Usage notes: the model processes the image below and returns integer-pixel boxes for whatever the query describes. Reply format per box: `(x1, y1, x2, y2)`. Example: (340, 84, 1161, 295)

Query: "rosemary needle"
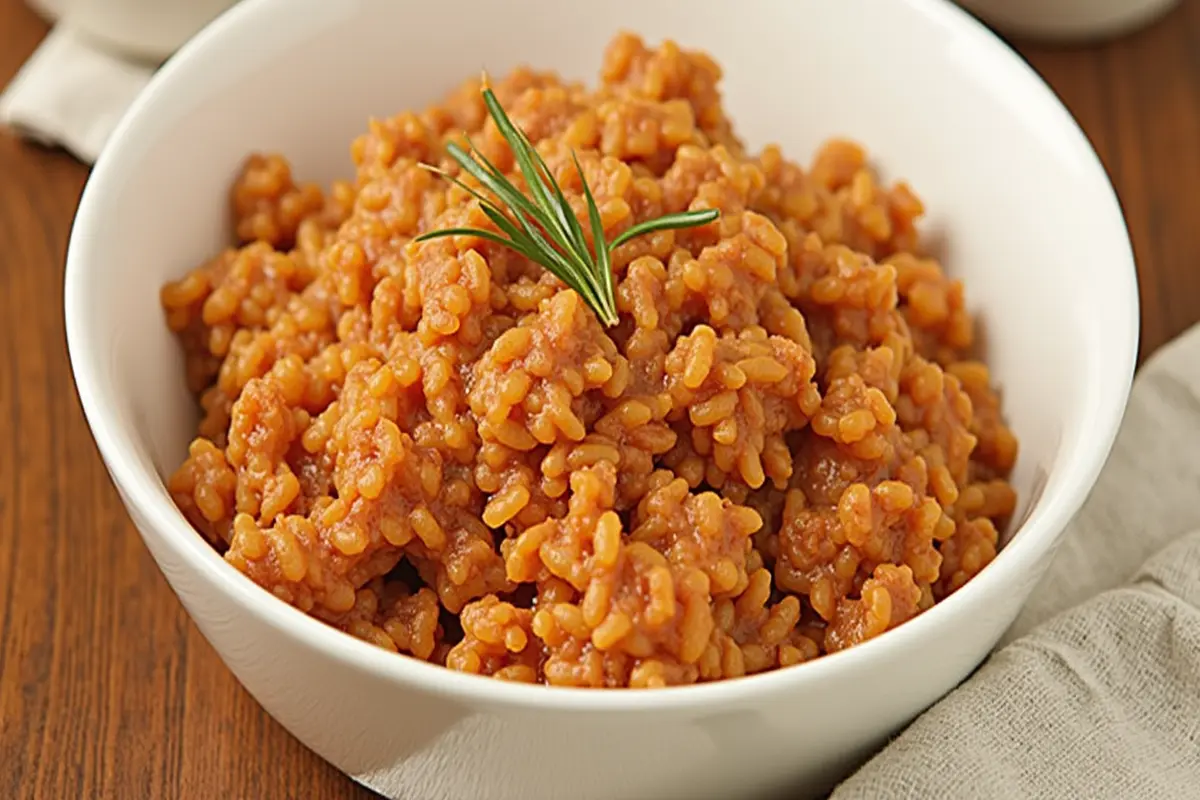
(414, 83, 719, 327)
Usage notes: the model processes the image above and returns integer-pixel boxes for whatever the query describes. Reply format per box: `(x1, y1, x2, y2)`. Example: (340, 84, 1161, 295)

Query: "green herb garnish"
(414, 78, 719, 327)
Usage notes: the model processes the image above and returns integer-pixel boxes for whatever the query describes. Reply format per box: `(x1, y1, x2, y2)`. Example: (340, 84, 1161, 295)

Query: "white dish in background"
(57, 0, 237, 61)
(958, 0, 1179, 41)
(64, 0, 1138, 798)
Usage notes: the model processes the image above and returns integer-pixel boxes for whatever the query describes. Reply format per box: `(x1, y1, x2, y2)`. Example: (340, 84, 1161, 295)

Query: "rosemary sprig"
(413, 82, 719, 327)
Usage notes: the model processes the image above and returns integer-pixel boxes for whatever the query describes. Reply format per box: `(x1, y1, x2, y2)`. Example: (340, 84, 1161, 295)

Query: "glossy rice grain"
(161, 32, 1018, 688)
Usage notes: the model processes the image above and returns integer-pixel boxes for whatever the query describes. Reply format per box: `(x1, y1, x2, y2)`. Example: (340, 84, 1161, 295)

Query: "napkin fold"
(0, 25, 153, 164)
(834, 324, 1200, 799)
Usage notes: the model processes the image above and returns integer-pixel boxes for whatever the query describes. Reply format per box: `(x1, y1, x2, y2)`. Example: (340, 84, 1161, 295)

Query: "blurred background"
(0, 0, 1197, 797)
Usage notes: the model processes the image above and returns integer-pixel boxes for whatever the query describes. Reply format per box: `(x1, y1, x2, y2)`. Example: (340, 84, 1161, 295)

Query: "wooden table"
(2, 0, 1198, 796)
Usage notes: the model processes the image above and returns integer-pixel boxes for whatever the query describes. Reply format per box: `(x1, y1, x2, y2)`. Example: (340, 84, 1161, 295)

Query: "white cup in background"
(56, 0, 238, 62)
(959, 0, 1181, 41)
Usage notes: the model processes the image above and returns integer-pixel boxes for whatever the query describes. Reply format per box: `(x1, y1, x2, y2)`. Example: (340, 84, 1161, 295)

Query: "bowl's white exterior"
(64, 1, 1138, 798)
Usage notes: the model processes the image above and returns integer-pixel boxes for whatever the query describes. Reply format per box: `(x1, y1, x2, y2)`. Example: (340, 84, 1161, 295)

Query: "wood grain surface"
(1, 0, 1197, 797)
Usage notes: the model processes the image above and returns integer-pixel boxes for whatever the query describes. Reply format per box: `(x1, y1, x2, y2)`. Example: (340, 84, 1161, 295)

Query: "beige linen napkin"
(833, 324, 1200, 799)
(0, 24, 153, 164)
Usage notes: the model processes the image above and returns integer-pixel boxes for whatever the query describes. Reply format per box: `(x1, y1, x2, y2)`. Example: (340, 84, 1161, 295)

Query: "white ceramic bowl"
(64, 0, 1138, 797)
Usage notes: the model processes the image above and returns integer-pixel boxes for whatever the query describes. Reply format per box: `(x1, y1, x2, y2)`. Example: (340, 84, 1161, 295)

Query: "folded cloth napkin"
(833, 323, 1200, 799)
(0, 24, 153, 164)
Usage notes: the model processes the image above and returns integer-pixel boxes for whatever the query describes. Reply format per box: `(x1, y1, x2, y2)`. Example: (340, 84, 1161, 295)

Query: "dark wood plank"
(0, 0, 1196, 796)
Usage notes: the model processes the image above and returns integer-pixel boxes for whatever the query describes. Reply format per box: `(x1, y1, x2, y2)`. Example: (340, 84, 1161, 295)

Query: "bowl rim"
(65, 0, 1139, 713)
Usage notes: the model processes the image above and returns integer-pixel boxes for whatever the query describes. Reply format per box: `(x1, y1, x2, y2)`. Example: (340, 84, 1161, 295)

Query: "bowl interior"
(68, 0, 1136, 654)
